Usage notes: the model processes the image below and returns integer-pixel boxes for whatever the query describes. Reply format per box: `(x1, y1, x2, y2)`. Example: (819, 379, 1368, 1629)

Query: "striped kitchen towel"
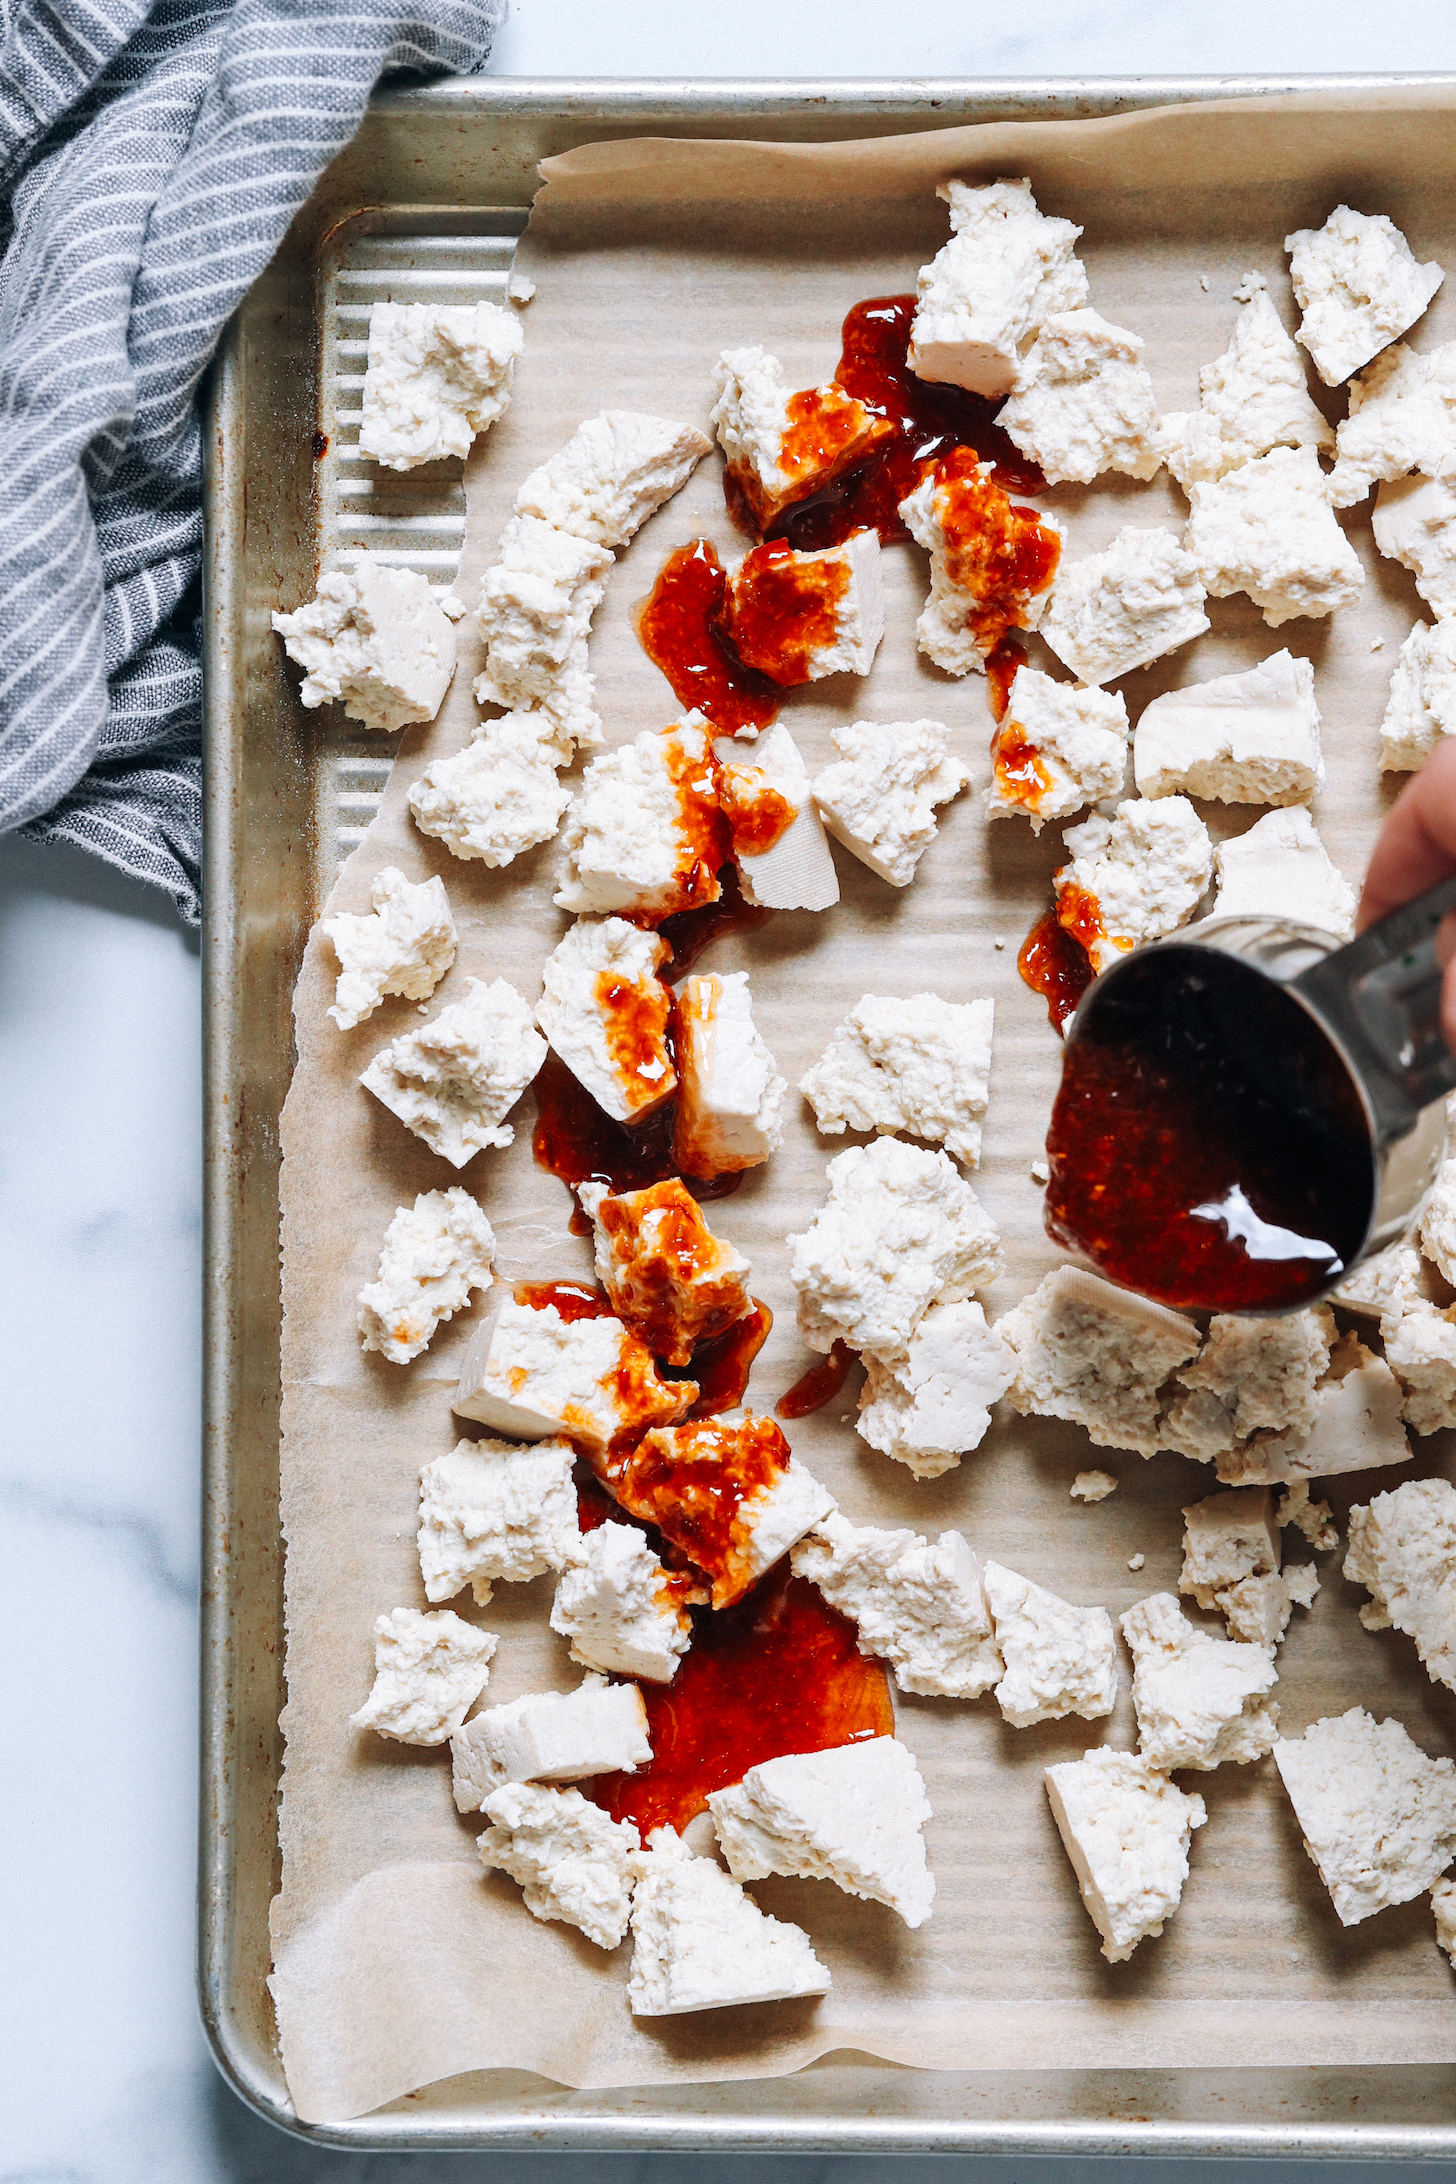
(0, 0, 504, 924)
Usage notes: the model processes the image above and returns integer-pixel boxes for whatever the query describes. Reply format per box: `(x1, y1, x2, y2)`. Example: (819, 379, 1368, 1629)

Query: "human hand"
(1360, 737, 1456, 1050)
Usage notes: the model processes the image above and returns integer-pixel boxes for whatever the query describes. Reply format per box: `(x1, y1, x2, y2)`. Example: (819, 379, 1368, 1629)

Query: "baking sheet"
(271, 91, 1456, 2125)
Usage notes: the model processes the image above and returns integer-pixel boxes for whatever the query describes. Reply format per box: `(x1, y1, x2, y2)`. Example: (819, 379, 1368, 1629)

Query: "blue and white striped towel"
(0, 0, 503, 923)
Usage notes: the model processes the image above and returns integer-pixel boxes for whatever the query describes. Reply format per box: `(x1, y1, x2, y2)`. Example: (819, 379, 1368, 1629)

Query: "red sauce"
(1044, 946, 1373, 1313)
(514, 1280, 610, 1321)
(635, 539, 780, 737)
(985, 633, 1028, 724)
(992, 721, 1053, 813)
(671, 1298, 773, 1417)
(655, 865, 771, 983)
(717, 764, 796, 857)
(651, 728, 733, 918)
(925, 445, 1061, 660)
(531, 1051, 742, 1232)
(594, 968, 677, 1117)
(588, 1562, 894, 1836)
(1056, 880, 1115, 964)
(765, 294, 1044, 553)
(576, 1469, 621, 1532)
(726, 381, 895, 533)
(776, 1338, 854, 1419)
(616, 1413, 792, 1606)
(721, 538, 849, 685)
(1018, 909, 1093, 1033)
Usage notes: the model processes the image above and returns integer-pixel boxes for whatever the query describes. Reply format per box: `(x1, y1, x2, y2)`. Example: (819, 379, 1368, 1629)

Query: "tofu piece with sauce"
(983, 667, 1128, 832)
(615, 1413, 835, 1608)
(535, 916, 676, 1124)
(578, 1176, 754, 1366)
(713, 723, 839, 912)
(899, 453, 1063, 675)
(553, 716, 727, 920)
(721, 529, 884, 685)
(452, 1291, 694, 1463)
(1052, 796, 1214, 976)
(673, 969, 787, 1178)
(709, 344, 892, 527)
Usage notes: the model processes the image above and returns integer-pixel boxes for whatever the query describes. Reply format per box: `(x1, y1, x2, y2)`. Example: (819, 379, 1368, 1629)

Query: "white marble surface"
(8, 7, 1456, 2179)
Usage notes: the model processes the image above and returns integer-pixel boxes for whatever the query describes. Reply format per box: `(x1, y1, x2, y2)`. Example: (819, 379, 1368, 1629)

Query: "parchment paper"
(272, 91, 1456, 2124)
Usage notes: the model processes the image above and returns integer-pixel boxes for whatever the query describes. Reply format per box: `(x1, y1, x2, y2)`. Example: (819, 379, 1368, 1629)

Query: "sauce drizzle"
(665, 1298, 774, 1417)
(722, 538, 850, 686)
(531, 1051, 744, 1232)
(1017, 910, 1093, 1033)
(635, 539, 780, 737)
(776, 1339, 854, 1420)
(655, 865, 771, 983)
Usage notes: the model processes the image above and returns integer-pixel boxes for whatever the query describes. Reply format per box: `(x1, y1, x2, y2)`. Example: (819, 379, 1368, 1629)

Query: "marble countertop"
(8, 8, 1456, 2179)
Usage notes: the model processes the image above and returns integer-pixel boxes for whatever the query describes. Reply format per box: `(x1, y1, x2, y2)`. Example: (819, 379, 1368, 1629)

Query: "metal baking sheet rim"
(199, 73, 1456, 2154)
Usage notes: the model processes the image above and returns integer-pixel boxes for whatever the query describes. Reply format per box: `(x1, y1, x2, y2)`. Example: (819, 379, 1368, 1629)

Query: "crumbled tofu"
(908, 176, 1088, 398)
(535, 917, 676, 1124)
(999, 308, 1160, 483)
(1278, 1479, 1340, 1552)
(1345, 1478, 1456, 1693)
(1185, 445, 1364, 626)
(1120, 1592, 1279, 1773)
(799, 992, 993, 1167)
(723, 529, 884, 684)
(1071, 1470, 1117, 1502)
(1219, 1571, 1299, 1648)
(1155, 289, 1335, 488)
(507, 272, 535, 305)
(811, 718, 970, 888)
(475, 514, 613, 725)
(617, 1415, 834, 1608)
(356, 1186, 495, 1365)
(407, 713, 572, 867)
(1286, 205, 1444, 388)
(1039, 526, 1209, 687)
(712, 723, 839, 912)
(708, 1737, 935, 1927)
(1328, 341, 1456, 506)
(984, 668, 1128, 831)
(1215, 1331, 1410, 1484)
(789, 1136, 1003, 1358)
(1372, 473, 1456, 618)
(1133, 649, 1324, 806)
(1420, 1134, 1456, 1284)
(513, 411, 711, 547)
(672, 969, 787, 1179)
(627, 1826, 831, 2014)
(1433, 1876, 1456, 1968)
(272, 559, 459, 731)
(856, 1298, 1014, 1478)
(994, 1267, 1200, 1459)
(1379, 617, 1456, 771)
(792, 1510, 1002, 1697)
(320, 867, 456, 1031)
(452, 1293, 692, 1460)
(1273, 1706, 1456, 1925)
(478, 1781, 640, 1949)
(709, 344, 890, 526)
(1180, 1486, 1280, 1610)
(358, 300, 523, 470)
(361, 976, 547, 1166)
(479, 636, 602, 759)
(580, 1177, 752, 1366)
(1335, 1240, 1427, 1322)
(981, 1560, 1118, 1727)
(899, 456, 1062, 672)
(549, 1520, 695, 1683)
(1287, 1563, 1321, 1610)
(451, 1674, 651, 1812)
(1212, 808, 1357, 940)
(1128, 1553, 1146, 1572)
(350, 1605, 497, 1746)
(1031, 1159, 1049, 1182)
(417, 1437, 578, 1607)
(1160, 1307, 1334, 1464)
(555, 715, 728, 919)
(1044, 1747, 1206, 1963)
(1053, 797, 1213, 975)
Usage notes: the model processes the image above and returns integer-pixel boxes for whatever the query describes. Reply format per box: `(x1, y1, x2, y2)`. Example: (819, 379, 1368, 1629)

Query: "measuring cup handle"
(1294, 874, 1456, 1141)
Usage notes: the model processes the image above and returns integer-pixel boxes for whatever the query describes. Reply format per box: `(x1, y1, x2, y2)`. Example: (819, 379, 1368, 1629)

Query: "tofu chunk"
(356, 1186, 495, 1365)
(856, 1298, 1014, 1477)
(272, 558, 459, 732)
(1040, 524, 1209, 687)
(712, 723, 839, 912)
(616, 1415, 834, 1608)
(1071, 1469, 1117, 1502)
(627, 1827, 831, 2014)
(407, 713, 572, 867)
(1380, 617, 1456, 771)
(1214, 1330, 1410, 1484)
(1120, 1592, 1278, 1773)
(1335, 1239, 1427, 1322)
(477, 1781, 640, 1949)
(791, 1510, 1002, 1698)
(1180, 1486, 1281, 1610)
(1217, 1570, 1303, 1649)
(1273, 1707, 1456, 1925)
(580, 1177, 752, 1367)
(710, 344, 891, 527)
(708, 1736, 935, 1927)
(1053, 796, 1213, 976)
(350, 1605, 496, 1746)
(981, 1561, 1118, 1727)
(554, 715, 728, 920)
(1382, 1297, 1456, 1434)
(1420, 1128, 1456, 1284)
(1212, 807, 1357, 940)
(475, 513, 613, 727)
(899, 454, 1063, 672)
(513, 410, 711, 547)
(811, 717, 970, 888)
(789, 1136, 1003, 1358)
(1155, 288, 1335, 488)
(452, 1293, 692, 1460)
(1133, 650, 1324, 806)
(451, 1674, 651, 1812)
(908, 176, 1088, 397)
(417, 1437, 578, 1607)
(672, 969, 787, 1179)
(359, 300, 523, 470)
(999, 308, 1160, 483)
(1433, 1876, 1456, 1968)
(1185, 444, 1364, 626)
(984, 668, 1129, 831)
(320, 867, 456, 1031)
(1044, 1746, 1206, 1963)
(361, 976, 547, 1166)
(535, 917, 676, 1124)
(550, 1519, 696, 1683)
(1345, 1478, 1456, 1693)
(1160, 1307, 1334, 1464)
(994, 1266, 1200, 1459)
(1372, 473, 1456, 618)
(1286, 204, 1444, 388)
(1328, 341, 1456, 506)
(722, 529, 884, 684)
(799, 992, 994, 1166)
